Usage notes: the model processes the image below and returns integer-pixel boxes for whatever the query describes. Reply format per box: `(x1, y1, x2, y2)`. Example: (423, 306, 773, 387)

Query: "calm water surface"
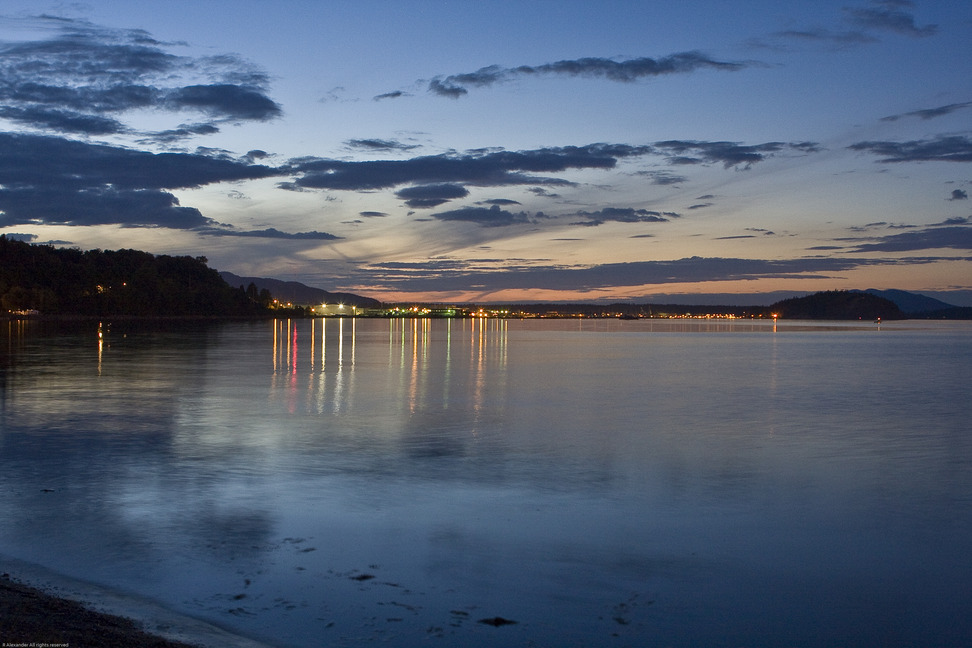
(1, 317, 970, 647)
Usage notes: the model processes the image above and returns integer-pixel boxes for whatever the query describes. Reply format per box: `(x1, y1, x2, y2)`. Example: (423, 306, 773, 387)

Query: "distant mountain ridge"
(859, 289, 954, 313)
(855, 289, 972, 318)
(220, 272, 381, 308)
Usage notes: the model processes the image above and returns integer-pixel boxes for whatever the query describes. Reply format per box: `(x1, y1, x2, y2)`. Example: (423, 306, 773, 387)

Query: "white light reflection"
(272, 319, 279, 374)
(268, 317, 509, 426)
(309, 319, 315, 373)
(443, 319, 452, 409)
(97, 321, 103, 376)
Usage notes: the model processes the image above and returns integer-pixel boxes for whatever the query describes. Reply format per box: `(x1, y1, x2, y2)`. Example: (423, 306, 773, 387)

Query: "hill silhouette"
(0, 235, 262, 317)
(770, 290, 903, 320)
(219, 271, 379, 308)
(859, 288, 972, 319)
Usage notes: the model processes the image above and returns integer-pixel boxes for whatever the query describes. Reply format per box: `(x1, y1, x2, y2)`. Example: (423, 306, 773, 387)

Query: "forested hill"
(769, 290, 904, 320)
(0, 235, 265, 317)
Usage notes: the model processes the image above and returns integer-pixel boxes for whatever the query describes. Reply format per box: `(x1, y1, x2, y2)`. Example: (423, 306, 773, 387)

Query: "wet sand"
(0, 560, 275, 648)
(0, 576, 201, 648)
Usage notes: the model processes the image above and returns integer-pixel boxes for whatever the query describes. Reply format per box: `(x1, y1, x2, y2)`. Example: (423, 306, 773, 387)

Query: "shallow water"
(2, 317, 970, 647)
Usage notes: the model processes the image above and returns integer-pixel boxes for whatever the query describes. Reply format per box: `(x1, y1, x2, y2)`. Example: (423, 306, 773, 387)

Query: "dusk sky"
(1, 1, 970, 304)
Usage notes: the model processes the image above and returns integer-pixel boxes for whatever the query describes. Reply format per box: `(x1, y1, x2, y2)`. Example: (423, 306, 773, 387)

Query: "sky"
(1, 0, 970, 305)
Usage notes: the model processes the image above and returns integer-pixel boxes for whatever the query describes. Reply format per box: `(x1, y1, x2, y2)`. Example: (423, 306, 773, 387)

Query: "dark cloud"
(431, 204, 532, 227)
(425, 52, 748, 98)
(688, 203, 713, 210)
(848, 136, 972, 163)
(947, 189, 968, 201)
(652, 140, 820, 169)
(142, 122, 221, 144)
(165, 84, 281, 121)
(845, 3, 937, 37)
(0, 15, 281, 137)
(428, 79, 467, 99)
(359, 211, 389, 218)
(570, 207, 678, 227)
(0, 132, 275, 190)
(0, 185, 212, 229)
(480, 198, 522, 206)
(1, 232, 38, 242)
(848, 225, 972, 252)
(288, 144, 651, 191)
(848, 221, 889, 232)
(936, 216, 971, 226)
(287, 140, 798, 195)
(0, 105, 126, 135)
(529, 187, 559, 197)
(0, 132, 276, 228)
(196, 227, 340, 240)
(395, 183, 469, 208)
(345, 138, 420, 152)
(880, 101, 972, 122)
(850, 220, 921, 231)
(640, 170, 688, 185)
(373, 90, 407, 101)
(243, 149, 269, 162)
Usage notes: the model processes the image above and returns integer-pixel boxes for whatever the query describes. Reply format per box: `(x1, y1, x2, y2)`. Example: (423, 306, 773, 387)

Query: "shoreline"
(0, 577, 198, 648)
(0, 557, 274, 648)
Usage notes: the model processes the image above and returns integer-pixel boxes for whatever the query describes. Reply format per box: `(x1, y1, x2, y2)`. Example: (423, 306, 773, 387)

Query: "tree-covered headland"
(0, 235, 271, 317)
(769, 290, 904, 320)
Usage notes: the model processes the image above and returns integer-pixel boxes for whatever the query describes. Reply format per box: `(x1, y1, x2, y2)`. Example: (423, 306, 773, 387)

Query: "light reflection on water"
(1, 317, 971, 647)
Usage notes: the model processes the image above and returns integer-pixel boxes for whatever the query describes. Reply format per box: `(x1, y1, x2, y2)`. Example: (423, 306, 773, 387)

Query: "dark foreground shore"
(0, 577, 201, 648)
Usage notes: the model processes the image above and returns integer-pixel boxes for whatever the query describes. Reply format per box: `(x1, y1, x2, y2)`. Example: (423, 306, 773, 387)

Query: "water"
(2, 317, 970, 647)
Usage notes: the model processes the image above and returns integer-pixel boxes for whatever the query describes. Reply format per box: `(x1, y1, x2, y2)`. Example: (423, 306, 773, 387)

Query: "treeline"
(0, 235, 269, 317)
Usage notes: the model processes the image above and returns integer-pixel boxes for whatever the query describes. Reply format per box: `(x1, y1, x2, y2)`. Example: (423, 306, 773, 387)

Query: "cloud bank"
(287, 140, 818, 196)
(358, 255, 914, 294)
(846, 219, 972, 252)
(0, 15, 280, 139)
(286, 144, 653, 191)
(653, 140, 820, 168)
(396, 183, 469, 208)
(0, 132, 278, 228)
